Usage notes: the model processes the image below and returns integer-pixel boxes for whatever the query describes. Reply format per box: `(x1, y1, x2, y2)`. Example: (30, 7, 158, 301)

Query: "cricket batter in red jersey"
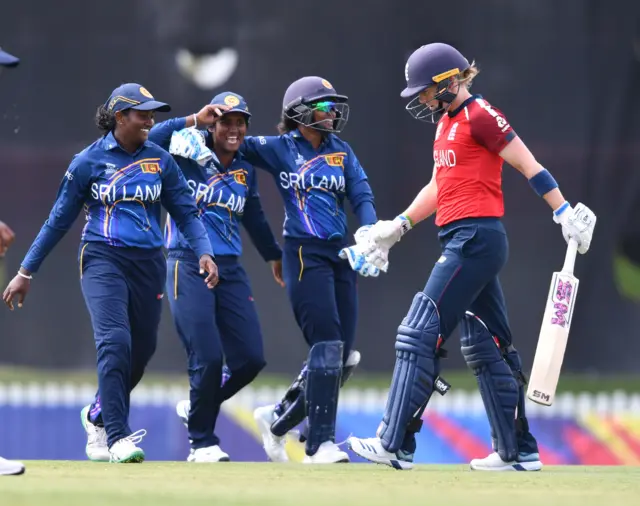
(346, 43, 597, 471)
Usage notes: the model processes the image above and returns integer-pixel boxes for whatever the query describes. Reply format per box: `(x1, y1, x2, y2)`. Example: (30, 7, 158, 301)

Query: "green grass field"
(2, 462, 639, 506)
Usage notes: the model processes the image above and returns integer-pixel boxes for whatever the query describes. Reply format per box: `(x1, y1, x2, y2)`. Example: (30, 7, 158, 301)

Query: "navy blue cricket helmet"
(402, 43, 470, 123)
(282, 76, 350, 133)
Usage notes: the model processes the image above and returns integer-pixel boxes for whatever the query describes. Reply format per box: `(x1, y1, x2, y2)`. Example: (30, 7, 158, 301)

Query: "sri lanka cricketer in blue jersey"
(247, 76, 380, 464)
(149, 91, 283, 462)
(2, 83, 219, 464)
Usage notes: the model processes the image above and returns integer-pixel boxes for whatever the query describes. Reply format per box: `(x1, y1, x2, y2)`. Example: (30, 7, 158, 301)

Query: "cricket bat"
(526, 238, 579, 406)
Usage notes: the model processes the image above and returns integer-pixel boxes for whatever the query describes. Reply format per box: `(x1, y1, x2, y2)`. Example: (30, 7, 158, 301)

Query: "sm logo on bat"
(141, 162, 161, 174)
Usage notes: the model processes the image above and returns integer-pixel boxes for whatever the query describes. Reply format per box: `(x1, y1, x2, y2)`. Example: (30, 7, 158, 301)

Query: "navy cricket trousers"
(79, 242, 165, 448)
(167, 251, 266, 449)
(424, 218, 512, 344)
(282, 237, 357, 362)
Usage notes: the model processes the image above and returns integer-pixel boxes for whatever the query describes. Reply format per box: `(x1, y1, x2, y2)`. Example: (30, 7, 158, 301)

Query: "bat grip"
(562, 239, 579, 274)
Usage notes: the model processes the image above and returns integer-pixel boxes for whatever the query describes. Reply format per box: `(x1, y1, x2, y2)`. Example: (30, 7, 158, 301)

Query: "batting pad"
(304, 340, 344, 456)
(461, 313, 519, 462)
(378, 292, 440, 453)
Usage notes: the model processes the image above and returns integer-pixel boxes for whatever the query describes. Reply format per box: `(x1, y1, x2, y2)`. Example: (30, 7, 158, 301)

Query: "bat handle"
(562, 238, 579, 274)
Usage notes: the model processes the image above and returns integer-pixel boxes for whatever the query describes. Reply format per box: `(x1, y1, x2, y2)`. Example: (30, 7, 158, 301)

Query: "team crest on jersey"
(104, 163, 117, 175)
(447, 122, 459, 141)
(435, 122, 444, 140)
(140, 162, 161, 174)
(234, 171, 247, 185)
(325, 154, 344, 167)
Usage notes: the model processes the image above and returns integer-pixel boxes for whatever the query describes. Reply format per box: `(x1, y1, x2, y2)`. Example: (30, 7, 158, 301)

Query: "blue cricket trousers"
(167, 250, 266, 449)
(425, 218, 512, 344)
(282, 237, 357, 362)
(79, 241, 165, 448)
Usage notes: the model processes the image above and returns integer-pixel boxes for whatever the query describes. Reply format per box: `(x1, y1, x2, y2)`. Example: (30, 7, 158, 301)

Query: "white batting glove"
(339, 243, 384, 277)
(169, 128, 217, 167)
(364, 244, 390, 271)
(368, 215, 413, 251)
(354, 225, 373, 245)
(552, 202, 597, 254)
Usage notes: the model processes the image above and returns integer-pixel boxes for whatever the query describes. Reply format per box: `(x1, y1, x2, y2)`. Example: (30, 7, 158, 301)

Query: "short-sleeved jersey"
(433, 94, 516, 227)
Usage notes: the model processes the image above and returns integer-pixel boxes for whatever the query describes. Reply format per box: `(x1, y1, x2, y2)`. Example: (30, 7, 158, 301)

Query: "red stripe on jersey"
(433, 97, 516, 227)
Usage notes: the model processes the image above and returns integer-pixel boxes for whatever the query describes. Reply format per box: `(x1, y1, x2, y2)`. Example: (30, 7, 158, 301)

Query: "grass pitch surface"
(1, 462, 639, 506)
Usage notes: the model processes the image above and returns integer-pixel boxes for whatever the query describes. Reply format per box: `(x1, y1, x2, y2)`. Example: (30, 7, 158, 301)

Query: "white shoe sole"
(347, 439, 413, 470)
(470, 460, 543, 471)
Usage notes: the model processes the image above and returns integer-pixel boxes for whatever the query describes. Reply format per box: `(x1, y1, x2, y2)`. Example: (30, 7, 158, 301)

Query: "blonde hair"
(457, 60, 480, 89)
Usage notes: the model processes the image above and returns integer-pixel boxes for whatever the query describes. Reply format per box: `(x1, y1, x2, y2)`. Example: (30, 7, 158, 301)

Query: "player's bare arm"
(402, 165, 438, 226)
(499, 136, 566, 211)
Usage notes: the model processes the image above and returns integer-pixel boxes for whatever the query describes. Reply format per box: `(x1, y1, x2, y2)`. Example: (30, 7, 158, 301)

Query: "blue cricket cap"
(0, 47, 20, 67)
(105, 83, 171, 113)
(211, 91, 251, 119)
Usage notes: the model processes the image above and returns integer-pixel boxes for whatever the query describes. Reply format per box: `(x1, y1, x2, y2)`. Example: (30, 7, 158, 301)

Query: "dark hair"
(277, 114, 298, 134)
(95, 105, 130, 135)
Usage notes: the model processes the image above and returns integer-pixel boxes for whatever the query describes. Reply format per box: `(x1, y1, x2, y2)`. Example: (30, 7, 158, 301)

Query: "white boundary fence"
(1, 382, 640, 417)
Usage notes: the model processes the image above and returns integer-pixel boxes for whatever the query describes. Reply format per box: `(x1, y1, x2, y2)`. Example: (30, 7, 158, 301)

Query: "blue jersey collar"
(101, 131, 151, 156)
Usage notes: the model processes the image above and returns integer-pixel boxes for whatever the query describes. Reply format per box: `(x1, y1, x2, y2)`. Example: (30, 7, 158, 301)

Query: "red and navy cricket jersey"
(433, 94, 516, 227)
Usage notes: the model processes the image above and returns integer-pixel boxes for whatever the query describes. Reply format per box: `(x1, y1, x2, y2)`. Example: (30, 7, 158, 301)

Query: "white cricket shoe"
(302, 441, 349, 464)
(0, 456, 25, 476)
(80, 405, 109, 462)
(109, 430, 147, 463)
(347, 436, 413, 470)
(187, 445, 230, 462)
(470, 451, 543, 471)
(253, 405, 289, 462)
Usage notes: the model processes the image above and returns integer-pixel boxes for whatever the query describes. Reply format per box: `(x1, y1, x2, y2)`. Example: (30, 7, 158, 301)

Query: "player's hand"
(368, 215, 412, 251)
(270, 259, 285, 287)
(195, 104, 230, 127)
(0, 220, 16, 257)
(3, 270, 31, 310)
(199, 255, 219, 288)
(553, 202, 597, 254)
(339, 244, 383, 277)
(354, 225, 372, 245)
(364, 244, 390, 272)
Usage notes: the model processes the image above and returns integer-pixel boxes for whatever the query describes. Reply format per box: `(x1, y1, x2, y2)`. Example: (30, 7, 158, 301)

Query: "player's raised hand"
(552, 202, 597, 254)
(0, 220, 16, 257)
(2, 270, 31, 310)
(195, 104, 231, 127)
(199, 254, 219, 288)
(270, 259, 285, 287)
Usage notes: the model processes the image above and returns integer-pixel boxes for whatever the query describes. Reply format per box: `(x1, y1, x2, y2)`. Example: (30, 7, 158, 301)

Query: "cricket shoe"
(347, 436, 413, 470)
(253, 405, 288, 462)
(0, 456, 25, 476)
(187, 445, 230, 463)
(80, 405, 110, 462)
(470, 451, 543, 471)
(302, 441, 349, 464)
(109, 430, 147, 463)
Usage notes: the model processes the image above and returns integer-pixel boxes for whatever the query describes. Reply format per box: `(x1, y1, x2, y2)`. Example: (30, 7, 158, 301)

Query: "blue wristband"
(553, 201, 570, 216)
(528, 169, 558, 197)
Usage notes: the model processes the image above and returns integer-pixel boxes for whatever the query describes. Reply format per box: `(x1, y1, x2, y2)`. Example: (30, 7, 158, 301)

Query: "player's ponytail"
(95, 105, 117, 135)
(458, 61, 480, 89)
(277, 114, 298, 134)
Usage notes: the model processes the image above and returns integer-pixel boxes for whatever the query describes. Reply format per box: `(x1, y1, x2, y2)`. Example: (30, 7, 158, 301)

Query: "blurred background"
(1, 0, 639, 464)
